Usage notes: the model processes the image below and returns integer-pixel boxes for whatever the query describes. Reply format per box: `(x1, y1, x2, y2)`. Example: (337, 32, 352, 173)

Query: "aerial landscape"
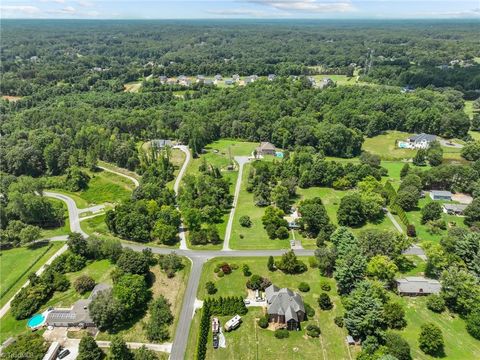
(0, 1, 480, 360)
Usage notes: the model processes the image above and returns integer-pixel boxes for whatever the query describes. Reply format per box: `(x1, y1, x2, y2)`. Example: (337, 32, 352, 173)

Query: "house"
(318, 77, 334, 89)
(204, 79, 214, 86)
(407, 133, 437, 149)
(196, 75, 205, 83)
(430, 190, 452, 201)
(265, 285, 305, 330)
(159, 75, 167, 84)
(46, 284, 111, 327)
(151, 139, 173, 149)
(442, 203, 467, 215)
(307, 76, 316, 86)
(285, 208, 301, 229)
(166, 78, 177, 85)
(256, 142, 276, 156)
(214, 74, 223, 85)
(224, 315, 242, 331)
(224, 79, 234, 85)
(396, 277, 441, 296)
(268, 74, 276, 81)
(244, 76, 256, 85)
(232, 74, 240, 82)
(179, 78, 191, 87)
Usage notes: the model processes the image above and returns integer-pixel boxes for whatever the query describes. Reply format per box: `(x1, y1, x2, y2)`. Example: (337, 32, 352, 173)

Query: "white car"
(290, 239, 295, 247)
(243, 299, 250, 305)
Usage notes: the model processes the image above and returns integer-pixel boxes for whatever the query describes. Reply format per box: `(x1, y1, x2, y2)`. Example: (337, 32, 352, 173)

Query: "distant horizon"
(1, 1, 479, 20)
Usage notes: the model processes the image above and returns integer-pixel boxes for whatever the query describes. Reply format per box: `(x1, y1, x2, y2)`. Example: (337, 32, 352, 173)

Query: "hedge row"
(195, 297, 248, 360)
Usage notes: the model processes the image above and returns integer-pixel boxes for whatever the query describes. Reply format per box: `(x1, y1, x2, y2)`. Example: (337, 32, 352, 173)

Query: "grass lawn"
(97, 160, 141, 181)
(51, 168, 133, 209)
(470, 131, 480, 141)
(95, 258, 191, 343)
(230, 163, 291, 250)
(186, 257, 358, 360)
(0, 242, 64, 308)
(464, 100, 474, 119)
(394, 296, 480, 360)
(404, 197, 468, 244)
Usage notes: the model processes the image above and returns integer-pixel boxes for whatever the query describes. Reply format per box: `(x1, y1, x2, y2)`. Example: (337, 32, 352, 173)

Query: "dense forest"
(1, 20, 479, 97)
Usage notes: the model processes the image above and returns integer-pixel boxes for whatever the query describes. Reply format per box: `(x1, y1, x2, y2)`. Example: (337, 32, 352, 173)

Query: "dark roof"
(151, 139, 173, 148)
(265, 285, 305, 322)
(258, 142, 276, 151)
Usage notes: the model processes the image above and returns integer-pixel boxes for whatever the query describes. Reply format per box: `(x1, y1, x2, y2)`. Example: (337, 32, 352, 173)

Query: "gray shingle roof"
(443, 204, 467, 212)
(409, 133, 436, 143)
(396, 276, 441, 294)
(430, 190, 452, 197)
(151, 139, 173, 148)
(265, 285, 305, 322)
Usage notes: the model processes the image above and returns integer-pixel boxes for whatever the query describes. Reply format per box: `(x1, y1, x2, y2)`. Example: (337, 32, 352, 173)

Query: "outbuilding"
(429, 190, 452, 201)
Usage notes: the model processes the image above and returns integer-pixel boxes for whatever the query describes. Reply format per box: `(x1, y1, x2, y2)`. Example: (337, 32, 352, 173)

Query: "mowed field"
(0, 242, 64, 308)
(186, 257, 358, 360)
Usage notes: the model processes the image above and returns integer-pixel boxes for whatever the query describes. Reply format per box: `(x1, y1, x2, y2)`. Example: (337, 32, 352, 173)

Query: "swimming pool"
(27, 313, 46, 328)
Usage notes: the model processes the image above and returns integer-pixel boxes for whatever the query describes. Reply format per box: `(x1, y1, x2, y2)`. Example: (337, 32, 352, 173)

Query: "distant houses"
(268, 74, 276, 81)
(396, 276, 441, 296)
(265, 285, 305, 330)
(429, 190, 452, 201)
(151, 139, 173, 149)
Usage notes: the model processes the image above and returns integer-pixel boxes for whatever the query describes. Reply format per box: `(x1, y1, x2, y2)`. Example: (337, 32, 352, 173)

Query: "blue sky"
(1, 0, 479, 19)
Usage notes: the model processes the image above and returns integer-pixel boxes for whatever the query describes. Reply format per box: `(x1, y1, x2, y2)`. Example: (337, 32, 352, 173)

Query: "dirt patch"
(2, 95, 22, 102)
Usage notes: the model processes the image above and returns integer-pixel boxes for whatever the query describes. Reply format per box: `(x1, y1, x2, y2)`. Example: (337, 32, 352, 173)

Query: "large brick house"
(265, 285, 305, 330)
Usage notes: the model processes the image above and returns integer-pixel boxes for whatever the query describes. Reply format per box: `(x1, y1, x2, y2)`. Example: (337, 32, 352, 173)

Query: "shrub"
(258, 316, 269, 329)
(242, 264, 251, 276)
(74, 275, 95, 295)
(406, 224, 416, 237)
(231, 263, 239, 270)
(308, 256, 319, 268)
(334, 316, 344, 328)
(304, 303, 315, 318)
(298, 282, 310, 292)
(306, 324, 321, 337)
(275, 226, 289, 239)
(384, 332, 412, 360)
(239, 215, 252, 227)
(426, 294, 446, 313)
(466, 308, 480, 340)
(246, 275, 271, 291)
(267, 256, 275, 271)
(205, 281, 217, 295)
(213, 267, 220, 273)
(274, 329, 289, 339)
(220, 263, 232, 274)
(320, 282, 331, 292)
(419, 323, 444, 356)
(318, 293, 333, 310)
(217, 271, 224, 278)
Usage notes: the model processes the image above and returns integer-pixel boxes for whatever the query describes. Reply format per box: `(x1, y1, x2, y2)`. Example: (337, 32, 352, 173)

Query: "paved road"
(223, 156, 250, 251)
(173, 145, 191, 250)
(386, 210, 403, 234)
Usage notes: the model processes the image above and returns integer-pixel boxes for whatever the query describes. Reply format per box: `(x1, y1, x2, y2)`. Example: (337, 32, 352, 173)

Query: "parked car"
(213, 334, 219, 349)
(58, 349, 70, 359)
(244, 299, 250, 305)
(290, 239, 295, 247)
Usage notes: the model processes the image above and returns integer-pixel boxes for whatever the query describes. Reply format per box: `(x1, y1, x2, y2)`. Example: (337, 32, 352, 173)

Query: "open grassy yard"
(0, 242, 64, 308)
(394, 296, 480, 360)
(230, 163, 291, 250)
(404, 197, 467, 244)
(464, 100, 474, 119)
(186, 257, 358, 360)
(470, 130, 480, 141)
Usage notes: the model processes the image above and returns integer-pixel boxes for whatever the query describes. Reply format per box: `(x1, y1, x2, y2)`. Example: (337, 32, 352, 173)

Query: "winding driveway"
(173, 145, 191, 250)
(223, 156, 249, 251)
(97, 165, 140, 188)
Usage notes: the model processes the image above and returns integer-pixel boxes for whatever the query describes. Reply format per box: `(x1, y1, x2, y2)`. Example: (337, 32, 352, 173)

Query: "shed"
(442, 203, 467, 215)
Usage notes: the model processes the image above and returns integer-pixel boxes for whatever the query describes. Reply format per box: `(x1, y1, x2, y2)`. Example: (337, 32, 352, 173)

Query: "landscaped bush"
(308, 256, 319, 268)
(258, 316, 269, 329)
(246, 275, 271, 291)
(217, 270, 224, 277)
(231, 263, 239, 270)
(304, 303, 315, 318)
(320, 282, 331, 291)
(239, 215, 252, 228)
(74, 275, 96, 295)
(426, 294, 446, 313)
(274, 329, 289, 339)
(205, 281, 217, 295)
(50, 252, 87, 274)
(466, 308, 480, 340)
(158, 253, 184, 278)
(242, 264, 251, 276)
(276, 250, 307, 274)
(334, 316, 344, 327)
(220, 263, 232, 274)
(298, 282, 310, 292)
(419, 323, 444, 356)
(318, 293, 333, 310)
(406, 224, 417, 237)
(306, 324, 321, 337)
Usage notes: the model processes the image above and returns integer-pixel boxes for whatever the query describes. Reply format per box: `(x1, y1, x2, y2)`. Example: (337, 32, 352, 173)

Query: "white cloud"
(76, 0, 94, 7)
(247, 0, 355, 13)
(0, 5, 42, 17)
(47, 6, 77, 15)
